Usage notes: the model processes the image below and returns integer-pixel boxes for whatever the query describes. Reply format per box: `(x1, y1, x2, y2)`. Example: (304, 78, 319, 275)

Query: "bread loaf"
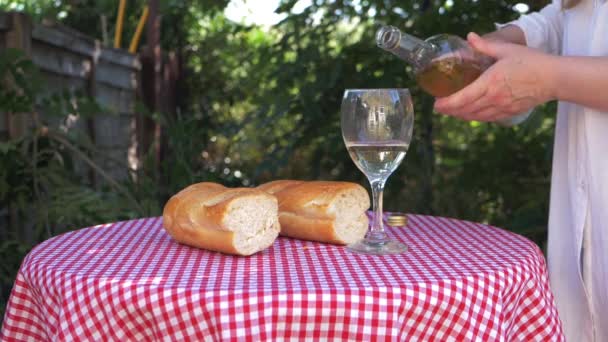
(257, 180, 370, 245)
(163, 182, 280, 256)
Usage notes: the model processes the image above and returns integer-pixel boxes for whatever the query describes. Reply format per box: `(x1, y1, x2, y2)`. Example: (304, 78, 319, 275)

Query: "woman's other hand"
(433, 32, 556, 122)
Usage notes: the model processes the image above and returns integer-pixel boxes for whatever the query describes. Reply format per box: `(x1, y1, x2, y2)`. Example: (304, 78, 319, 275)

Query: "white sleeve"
(496, 2, 564, 55)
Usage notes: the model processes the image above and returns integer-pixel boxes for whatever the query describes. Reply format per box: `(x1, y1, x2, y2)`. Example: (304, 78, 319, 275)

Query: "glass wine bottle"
(376, 25, 493, 98)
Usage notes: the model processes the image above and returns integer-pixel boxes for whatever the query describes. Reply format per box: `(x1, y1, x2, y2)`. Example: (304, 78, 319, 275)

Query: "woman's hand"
(433, 32, 557, 122)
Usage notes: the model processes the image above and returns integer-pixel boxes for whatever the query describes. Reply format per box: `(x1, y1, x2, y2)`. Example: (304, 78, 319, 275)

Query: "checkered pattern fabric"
(1, 214, 563, 341)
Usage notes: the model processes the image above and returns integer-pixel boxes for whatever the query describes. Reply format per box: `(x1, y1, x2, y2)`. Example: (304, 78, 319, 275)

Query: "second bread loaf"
(258, 180, 370, 245)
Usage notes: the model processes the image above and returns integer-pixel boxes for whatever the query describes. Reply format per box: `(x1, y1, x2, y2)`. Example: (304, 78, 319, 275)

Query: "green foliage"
(0, 0, 60, 20)
(0, 48, 40, 112)
(0, 240, 28, 293)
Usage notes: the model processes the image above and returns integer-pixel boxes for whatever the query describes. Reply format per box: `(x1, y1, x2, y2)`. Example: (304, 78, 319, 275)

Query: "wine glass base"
(346, 239, 408, 255)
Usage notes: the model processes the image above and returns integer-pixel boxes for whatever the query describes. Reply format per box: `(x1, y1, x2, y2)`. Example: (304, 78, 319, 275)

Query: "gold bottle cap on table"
(387, 214, 408, 227)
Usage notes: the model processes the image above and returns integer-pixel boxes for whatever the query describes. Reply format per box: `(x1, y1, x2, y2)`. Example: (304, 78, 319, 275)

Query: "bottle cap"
(387, 214, 408, 227)
(376, 25, 401, 49)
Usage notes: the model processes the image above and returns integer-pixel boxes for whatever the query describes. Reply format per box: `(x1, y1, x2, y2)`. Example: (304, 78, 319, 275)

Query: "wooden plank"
(140, 0, 162, 182)
(95, 59, 138, 90)
(34, 73, 92, 186)
(95, 75, 137, 92)
(31, 41, 90, 80)
(86, 36, 98, 188)
(93, 113, 134, 149)
(31, 43, 136, 92)
(29, 18, 140, 91)
(31, 20, 139, 70)
(0, 209, 8, 242)
(42, 108, 93, 182)
(31, 22, 95, 58)
(34, 73, 93, 166)
(39, 18, 96, 44)
(1, 11, 139, 184)
(0, 12, 10, 31)
(94, 147, 130, 182)
(99, 47, 140, 70)
(0, 12, 7, 49)
(35, 73, 87, 101)
(71, 143, 92, 182)
(3, 13, 34, 243)
(96, 83, 135, 114)
(0, 113, 6, 132)
(5, 12, 31, 139)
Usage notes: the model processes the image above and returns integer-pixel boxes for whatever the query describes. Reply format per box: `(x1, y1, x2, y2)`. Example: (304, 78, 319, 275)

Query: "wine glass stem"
(368, 178, 388, 243)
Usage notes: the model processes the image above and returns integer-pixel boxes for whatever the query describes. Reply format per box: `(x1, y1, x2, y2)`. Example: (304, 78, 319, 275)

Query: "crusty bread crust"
(278, 213, 341, 244)
(258, 180, 370, 244)
(256, 180, 303, 195)
(163, 182, 279, 256)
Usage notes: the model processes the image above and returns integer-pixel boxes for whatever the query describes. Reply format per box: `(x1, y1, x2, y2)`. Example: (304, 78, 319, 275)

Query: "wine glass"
(341, 89, 414, 255)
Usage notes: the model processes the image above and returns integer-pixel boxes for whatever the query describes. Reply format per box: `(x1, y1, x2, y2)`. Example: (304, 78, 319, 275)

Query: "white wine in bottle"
(376, 26, 491, 97)
(377, 25, 531, 126)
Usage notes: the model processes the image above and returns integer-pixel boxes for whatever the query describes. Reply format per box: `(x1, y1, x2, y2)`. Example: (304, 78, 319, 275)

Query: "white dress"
(504, 0, 608, 340)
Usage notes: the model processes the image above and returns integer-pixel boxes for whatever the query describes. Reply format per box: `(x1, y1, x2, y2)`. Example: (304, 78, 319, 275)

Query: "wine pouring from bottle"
(376, 25, 494, 97)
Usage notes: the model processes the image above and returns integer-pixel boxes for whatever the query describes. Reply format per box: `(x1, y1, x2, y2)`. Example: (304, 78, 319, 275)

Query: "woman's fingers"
(467, 32, 496, 58)
(433, 35, 550, 124)
(468, 32, 511, 59)
(447, 93, 496, 118)
(434, 74, 490, 113)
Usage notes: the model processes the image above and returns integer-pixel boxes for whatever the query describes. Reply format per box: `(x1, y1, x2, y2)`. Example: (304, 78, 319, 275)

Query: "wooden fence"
(0, 11, 141, 183)
(0, 11, 145, 241)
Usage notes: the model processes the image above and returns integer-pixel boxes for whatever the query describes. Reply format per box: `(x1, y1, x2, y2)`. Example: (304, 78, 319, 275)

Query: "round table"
(1, 214, 563, 341)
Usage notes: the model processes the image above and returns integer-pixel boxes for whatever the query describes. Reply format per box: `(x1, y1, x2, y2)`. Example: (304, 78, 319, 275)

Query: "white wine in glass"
(341, 89, 414, 255)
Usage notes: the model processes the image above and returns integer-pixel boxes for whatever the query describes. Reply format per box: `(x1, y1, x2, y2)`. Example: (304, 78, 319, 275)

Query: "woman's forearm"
(547, 55, 608, 112)
(480, 28, 608, 111)
(483, 26, 608, 111)
(482, 25, 527, 46)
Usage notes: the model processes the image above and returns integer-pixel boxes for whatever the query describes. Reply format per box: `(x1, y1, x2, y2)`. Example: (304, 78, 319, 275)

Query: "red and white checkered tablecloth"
(1, 213, 563, 341)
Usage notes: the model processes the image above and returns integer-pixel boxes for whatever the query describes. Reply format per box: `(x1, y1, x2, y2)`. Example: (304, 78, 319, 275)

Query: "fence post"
(86, 41, 101, 187)
(5, 12, 31, 139)
(138, 0, 161, 181)
(3, 12, 33, 243)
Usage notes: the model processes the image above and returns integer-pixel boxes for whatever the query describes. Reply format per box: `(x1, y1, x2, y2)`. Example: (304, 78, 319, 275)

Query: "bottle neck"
(376, 26, 434, 69)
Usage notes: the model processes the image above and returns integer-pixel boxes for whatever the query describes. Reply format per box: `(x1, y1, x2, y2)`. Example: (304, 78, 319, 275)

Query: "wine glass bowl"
(341, 88, 414, 255)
